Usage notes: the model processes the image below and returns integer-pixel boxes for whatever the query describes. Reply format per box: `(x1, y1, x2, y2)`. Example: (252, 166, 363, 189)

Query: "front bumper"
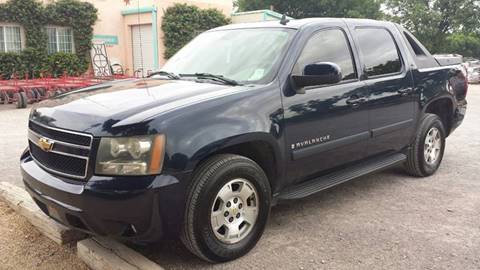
(21, 153, 190, 242)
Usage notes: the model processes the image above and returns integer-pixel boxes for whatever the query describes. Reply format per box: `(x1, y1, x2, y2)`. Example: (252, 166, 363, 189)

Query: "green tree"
(162, 4, 230, 59)
(384, 0, 480, 55)
(445, 33, 480, 58)
(236, 0, 383, 19)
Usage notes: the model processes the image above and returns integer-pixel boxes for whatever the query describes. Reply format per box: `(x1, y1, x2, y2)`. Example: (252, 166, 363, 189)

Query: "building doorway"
(131, 24, 154, 77)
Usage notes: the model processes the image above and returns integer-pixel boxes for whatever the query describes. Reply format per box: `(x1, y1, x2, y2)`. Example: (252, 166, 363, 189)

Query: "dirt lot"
(0, 105, 29, 187)
(0, 85, 479, 270)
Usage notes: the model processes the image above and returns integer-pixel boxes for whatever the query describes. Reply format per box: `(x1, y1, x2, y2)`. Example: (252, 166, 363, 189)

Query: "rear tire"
(404, 113, 446, 177)
(181, 154, 271, 262)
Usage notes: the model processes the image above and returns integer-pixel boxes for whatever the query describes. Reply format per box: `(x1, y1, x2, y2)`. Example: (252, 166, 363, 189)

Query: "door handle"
(397, 87, 413, 96)
(346, 96, 367, 106)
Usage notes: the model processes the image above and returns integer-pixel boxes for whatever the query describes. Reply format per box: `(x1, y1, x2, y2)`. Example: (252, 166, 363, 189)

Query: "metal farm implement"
(0, 73, 111, 108)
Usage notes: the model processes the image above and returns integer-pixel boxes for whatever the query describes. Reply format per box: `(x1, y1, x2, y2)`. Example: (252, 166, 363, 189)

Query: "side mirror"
(291, 62, 342, 89)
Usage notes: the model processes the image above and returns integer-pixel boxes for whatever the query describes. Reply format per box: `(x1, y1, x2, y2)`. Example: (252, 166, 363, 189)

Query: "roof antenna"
(280, 14, 290, 25)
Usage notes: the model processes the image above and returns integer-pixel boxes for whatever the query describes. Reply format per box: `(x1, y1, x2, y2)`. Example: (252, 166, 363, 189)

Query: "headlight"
(95, 134, 166, 176)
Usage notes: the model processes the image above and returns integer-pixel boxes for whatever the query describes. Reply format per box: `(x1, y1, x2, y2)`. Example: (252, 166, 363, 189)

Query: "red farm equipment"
(0, 71, 126, 109)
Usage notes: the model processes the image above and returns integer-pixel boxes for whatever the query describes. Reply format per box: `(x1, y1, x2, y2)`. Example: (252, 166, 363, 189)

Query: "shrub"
(162, 3, 230, 59)
(19, 48, 48, 78)
(48, 52, 83, 77)
(0, 52, 22, 79)
(0, 50, 84, 79)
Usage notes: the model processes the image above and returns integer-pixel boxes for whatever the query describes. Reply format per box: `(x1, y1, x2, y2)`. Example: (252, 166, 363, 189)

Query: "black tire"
(181, 154, 271, 262)
(37, 88, 46, 98)
(404, 113, 446, 177)
(32, 89, 41, 101)
(0, 91, 6, 104)
(6, 91, 13, 104)
(16, 92, 27, 109)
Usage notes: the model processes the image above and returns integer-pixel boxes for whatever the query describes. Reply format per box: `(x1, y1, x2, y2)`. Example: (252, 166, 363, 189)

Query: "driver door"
(282, 26, 370, 183)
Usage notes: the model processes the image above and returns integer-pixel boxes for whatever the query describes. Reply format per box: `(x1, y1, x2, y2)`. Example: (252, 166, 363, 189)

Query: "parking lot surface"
(1, 85, 479, 269)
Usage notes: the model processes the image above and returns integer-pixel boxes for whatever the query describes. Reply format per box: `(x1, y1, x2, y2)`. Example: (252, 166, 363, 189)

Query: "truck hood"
(30, 79, 248, 133)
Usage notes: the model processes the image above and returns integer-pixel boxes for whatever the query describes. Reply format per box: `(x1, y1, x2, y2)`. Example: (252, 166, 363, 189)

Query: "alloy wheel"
(424, 127, 442, 165)
(210, 178, 259, 244)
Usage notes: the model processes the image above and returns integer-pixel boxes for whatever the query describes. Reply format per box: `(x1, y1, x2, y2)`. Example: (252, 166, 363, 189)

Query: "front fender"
(150, 84, 285, 175)
(187, 132, 283, 170)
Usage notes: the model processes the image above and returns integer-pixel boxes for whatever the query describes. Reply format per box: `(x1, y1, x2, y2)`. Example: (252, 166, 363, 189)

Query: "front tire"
(181, 154, 271, 262)
(404, 113, 446, 177)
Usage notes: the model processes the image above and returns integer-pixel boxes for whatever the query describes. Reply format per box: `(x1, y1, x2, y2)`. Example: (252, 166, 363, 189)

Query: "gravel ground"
(0, 86, 479, 269)
(0, 199, 88, 270)
(0, 104, 29, 187)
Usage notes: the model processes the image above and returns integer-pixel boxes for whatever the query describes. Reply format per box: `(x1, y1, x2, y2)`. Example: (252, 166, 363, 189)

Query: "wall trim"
(121, 6, 155, 16)
(231, 9, 294, 21)
(152, 7, 159, 70)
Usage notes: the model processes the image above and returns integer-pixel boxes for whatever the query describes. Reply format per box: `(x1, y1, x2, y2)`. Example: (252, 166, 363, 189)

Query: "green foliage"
(445, 33, 480, 58)
(19, 48, 48, 77)
(45, 0, 97, 66)
(236, 0, 382, 19)
(48, 52, 83, 77)
(384, 0, 480, 56)
(0, 50, 83, 79)
(0, 52, 22, 79)
(0, 49, 47, 79)
(0, 0, 47, 50)
(162, 3, 230, 59)
(0, 0, 97, 78)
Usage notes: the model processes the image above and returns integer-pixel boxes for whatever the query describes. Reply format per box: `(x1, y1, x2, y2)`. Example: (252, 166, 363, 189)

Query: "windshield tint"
(161, 28, 296, 84)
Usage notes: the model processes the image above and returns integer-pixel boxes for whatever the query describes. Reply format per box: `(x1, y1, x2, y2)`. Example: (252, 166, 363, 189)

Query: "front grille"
(28, 121, 93, 180)
(29, 121, 92, 147)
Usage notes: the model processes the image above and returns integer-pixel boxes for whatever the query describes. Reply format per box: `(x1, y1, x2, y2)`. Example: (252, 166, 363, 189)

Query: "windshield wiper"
(179, 73, 240, 86)
(147, 71, 181, 80)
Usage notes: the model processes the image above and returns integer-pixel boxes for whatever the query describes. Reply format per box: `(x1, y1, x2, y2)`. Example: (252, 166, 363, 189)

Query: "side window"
(403, 31, 426, 56)
(356, 28, 402, 77)
(47, 26, 75, 54)
(293, 29, 357, 81)
(0, 25, 22, 53)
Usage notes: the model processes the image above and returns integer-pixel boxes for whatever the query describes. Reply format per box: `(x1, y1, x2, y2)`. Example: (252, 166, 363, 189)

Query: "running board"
(277, 153, 407, 200)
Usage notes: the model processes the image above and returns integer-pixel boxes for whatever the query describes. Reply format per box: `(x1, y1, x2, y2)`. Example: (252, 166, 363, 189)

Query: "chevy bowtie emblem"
(38, 137, 54, 152)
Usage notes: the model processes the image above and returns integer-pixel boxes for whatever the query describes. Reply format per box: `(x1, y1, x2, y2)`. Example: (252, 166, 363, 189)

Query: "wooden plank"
(77, 237, 164, 270)
(0, 181, 87, 245)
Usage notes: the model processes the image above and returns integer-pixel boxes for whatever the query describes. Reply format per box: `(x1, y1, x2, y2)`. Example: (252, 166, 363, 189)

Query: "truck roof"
(211, 18, 393, 31)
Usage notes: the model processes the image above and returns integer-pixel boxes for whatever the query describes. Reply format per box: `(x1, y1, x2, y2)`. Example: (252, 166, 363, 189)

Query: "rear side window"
(293, 29, 357, 81)
(356, 28, 402, 77)
(403, 31, 426, 56)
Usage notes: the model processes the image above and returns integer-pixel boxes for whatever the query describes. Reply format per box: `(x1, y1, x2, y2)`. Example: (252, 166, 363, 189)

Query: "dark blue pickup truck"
(21, 18, 467, 262)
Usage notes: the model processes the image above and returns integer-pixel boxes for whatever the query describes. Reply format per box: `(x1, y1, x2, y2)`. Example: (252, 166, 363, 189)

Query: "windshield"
(161, 28, 296, 84)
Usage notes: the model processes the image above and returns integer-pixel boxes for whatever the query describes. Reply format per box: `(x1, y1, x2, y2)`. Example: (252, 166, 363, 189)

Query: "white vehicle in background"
(467, 66, 480, 84)
(462, 59, 480, 84)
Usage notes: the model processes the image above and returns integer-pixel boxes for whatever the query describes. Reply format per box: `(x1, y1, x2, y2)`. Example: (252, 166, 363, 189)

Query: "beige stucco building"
(0, 0, 232, 75)
(89, 0, 232, 75)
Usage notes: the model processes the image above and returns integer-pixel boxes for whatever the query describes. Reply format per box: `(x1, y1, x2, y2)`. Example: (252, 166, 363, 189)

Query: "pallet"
(77, 237, 163, 270)
(0, 181, 87, 245)
(1, 181, 165, 269)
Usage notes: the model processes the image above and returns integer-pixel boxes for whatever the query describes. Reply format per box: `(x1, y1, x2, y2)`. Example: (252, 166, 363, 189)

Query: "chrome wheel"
(210, 178, 259, 244)
(424, 127, 442, 165)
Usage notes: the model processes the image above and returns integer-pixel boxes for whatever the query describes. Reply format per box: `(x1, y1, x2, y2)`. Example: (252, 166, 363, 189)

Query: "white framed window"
(0, 25, 22, 53)
(47, 26, 74, 54)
